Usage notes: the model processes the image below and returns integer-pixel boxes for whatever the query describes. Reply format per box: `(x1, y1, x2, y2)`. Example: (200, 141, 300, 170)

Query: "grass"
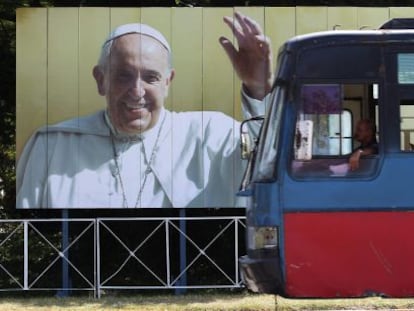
(0, 293, 414, 310)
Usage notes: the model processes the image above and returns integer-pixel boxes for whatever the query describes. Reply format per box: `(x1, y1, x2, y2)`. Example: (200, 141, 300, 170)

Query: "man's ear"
(93, 66, 106, 96)
(168, 69, 175, 83)
(164, 69, 175, 97)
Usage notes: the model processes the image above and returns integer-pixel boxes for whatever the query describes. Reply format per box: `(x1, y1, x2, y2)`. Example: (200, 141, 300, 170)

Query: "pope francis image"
(16, 12, 274, 208)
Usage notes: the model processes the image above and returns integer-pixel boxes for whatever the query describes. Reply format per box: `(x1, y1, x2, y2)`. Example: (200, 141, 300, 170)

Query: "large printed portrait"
(16, 7, 288, 208)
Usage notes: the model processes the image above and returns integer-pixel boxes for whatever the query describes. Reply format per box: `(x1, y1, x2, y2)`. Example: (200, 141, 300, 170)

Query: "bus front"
(240, 27, 414, 298)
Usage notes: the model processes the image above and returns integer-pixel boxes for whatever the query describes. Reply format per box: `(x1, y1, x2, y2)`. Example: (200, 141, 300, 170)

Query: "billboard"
(16, 7, 282, 208)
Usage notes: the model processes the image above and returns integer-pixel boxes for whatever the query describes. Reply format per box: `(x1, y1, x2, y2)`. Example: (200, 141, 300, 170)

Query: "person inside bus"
(349, 119, 378, 171)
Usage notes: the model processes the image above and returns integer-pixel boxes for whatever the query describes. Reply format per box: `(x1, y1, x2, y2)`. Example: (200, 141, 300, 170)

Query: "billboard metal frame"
(0, 217, 246, 298)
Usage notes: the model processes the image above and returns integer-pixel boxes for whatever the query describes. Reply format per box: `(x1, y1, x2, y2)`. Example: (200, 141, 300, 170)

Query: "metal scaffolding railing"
(0, 216, 246, 297)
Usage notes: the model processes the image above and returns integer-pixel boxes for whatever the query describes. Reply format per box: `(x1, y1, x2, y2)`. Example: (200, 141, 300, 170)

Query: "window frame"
(287, 80, 383, 181)
(251, 84, 286, 183)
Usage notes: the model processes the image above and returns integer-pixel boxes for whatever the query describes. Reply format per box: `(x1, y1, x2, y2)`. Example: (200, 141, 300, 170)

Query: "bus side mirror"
(294, 120, 313, 160)
(240, 116, 265, 160)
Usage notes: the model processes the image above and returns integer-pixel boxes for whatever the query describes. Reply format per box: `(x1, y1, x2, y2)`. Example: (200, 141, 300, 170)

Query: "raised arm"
(220, 11, 273, 101)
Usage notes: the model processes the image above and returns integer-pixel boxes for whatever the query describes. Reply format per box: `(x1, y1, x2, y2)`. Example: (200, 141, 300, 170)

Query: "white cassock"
(16, 91, 264, 208)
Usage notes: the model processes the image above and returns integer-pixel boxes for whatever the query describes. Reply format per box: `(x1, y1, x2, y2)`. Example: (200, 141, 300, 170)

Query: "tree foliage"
(0, 1, 19, 217)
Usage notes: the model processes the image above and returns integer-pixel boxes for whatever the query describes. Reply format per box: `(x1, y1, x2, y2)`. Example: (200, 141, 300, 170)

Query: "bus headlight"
(247, 226, 278, 251)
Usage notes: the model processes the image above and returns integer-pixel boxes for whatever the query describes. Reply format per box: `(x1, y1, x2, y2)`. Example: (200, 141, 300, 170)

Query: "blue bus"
(239, 18, 414, 298)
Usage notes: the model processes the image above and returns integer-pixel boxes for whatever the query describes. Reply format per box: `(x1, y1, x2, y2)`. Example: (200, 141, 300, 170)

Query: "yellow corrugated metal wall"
(16, 6, 414, 158)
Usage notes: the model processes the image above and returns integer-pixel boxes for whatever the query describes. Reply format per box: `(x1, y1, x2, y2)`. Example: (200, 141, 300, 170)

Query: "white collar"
(104, 108, 166, 143)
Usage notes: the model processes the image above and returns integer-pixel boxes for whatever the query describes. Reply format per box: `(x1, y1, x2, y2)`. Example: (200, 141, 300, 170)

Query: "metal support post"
(235, 219, 239, 285)
(57, 210, 70, 297)
(166, 220, 171, 287)
(175, 209, 187, 294)
(96, 219, 101, 298)
(23, 221, 28, 290)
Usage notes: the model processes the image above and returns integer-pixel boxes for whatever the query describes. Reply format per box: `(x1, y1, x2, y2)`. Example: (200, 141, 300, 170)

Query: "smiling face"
(93, 34, 174, 134)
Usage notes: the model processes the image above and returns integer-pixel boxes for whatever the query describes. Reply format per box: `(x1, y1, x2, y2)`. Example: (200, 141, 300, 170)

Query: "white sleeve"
(16, 132, 48, 208)
(241, 86, 269, 119)
(241, 86, 270, 140)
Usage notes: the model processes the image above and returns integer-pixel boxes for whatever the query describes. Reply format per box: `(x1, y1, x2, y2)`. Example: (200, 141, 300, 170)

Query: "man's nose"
(129, 78, 145, 99)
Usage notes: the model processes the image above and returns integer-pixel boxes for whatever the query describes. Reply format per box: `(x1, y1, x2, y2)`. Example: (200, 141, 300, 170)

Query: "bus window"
(398, 54, 414, 84)
(320, 110, 352, 156)
(398, 54, 414, 151)
(400, 100, 414, 151)
(291, 83, 379, 178)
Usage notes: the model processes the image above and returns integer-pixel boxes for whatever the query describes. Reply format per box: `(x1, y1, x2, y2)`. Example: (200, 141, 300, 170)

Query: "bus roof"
(275, 29, 414, 81)
(283, 29, 414, 52)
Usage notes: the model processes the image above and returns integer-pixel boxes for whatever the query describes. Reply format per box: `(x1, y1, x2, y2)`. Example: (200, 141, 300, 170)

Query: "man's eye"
(143, 74, 161, 83)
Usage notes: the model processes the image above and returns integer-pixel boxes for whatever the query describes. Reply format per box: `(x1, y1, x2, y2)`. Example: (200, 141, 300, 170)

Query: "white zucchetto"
(104, 23, 171, 52)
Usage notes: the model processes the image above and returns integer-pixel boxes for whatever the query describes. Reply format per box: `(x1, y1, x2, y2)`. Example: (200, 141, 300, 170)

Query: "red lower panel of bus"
(284, 211, 414, 298)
